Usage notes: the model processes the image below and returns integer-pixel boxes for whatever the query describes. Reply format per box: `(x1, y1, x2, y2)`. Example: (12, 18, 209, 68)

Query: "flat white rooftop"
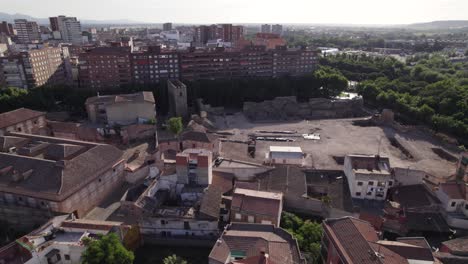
(269, 146, 303, 153)
(234, 188, 283, 200)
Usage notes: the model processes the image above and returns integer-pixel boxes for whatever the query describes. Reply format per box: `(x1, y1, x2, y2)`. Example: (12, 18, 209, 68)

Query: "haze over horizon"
(3, 0, 468, 25)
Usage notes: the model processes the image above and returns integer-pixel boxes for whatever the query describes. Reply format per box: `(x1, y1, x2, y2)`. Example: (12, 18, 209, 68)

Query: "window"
(451, 201, 457, 207)
(355, 192, 361, 196)
(357, 181, 363, 186)
(368, 181, 374, 186)
(465, 204, 468, 210)
(235, 213, 241, 220)
(64, 255, 70, 261)
(248, 216, 254, 223)
(388, 181, 393, 186)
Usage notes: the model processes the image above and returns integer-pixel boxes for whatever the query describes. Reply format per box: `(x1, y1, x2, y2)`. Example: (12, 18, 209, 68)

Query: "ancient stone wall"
(243, 96, 364, 121)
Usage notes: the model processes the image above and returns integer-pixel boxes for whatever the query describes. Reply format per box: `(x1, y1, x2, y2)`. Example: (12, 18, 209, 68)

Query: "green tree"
(167, 117, 184, 136)
(280, 212, 323, 263)
(81, 233, 134, 264)
(163, 254, 188, 264)
(313, 66, 349, 97)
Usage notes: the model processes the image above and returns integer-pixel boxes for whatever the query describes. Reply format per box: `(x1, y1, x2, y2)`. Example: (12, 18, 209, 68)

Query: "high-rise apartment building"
(49, 17, 60, 31)
(261, 24, 272, 33)
(195, 25, 210, 44)
(14, 19, 41, 44)
(77, 45, 318, 89)
(78, 46, 132, 90)
(49, 16, 82, 44)
(231, 26, 244, 42)
(219, 24, 233, 42)
(130, 46, 180, 86)
(0, 21, 14, 36)
(163, 22, 173, 31)
(272, 24, 283, 35)
(0, 47, 67, 88)
(195, 24, 244, 44)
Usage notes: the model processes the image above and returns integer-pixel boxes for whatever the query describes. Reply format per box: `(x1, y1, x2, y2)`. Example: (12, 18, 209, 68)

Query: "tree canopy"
(81, 233, 134, 264)
(167, 117, 184, 136)
(281, 212, 323, 263)
(322, 54, 468, 143)
(162, 254, 188, 264)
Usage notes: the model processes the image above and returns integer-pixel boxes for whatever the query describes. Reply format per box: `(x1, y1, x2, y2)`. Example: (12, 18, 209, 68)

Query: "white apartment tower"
(261, 24, 272, 33)
(272, 24, 283, 35)
(14, 19, 41, 44)
(50, 16, 82, 44)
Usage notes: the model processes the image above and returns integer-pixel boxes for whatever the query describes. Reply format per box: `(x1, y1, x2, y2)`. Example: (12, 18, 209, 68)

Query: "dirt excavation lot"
(213, 113, 460, 180)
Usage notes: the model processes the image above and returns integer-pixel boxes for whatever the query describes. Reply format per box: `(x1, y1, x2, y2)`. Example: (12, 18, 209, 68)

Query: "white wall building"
(267, 146, 304, 166)
(435, 182, 468, 229)
(344, 154, 394, 200)
(53, 16, 83, 44)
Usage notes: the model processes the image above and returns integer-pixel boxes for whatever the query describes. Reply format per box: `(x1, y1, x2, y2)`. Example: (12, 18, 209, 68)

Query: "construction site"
(208, 111, 460, 183)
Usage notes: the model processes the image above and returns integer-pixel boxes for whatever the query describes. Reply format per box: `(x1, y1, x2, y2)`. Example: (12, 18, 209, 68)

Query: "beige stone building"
(0, 108, 46, 136)
(85, 91, 156, 125)
(0, 133, 125, 227)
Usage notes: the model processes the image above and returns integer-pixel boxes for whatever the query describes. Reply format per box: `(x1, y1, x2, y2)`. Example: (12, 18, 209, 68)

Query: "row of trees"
(185, 66, 348, 108)
(280, 212, 323, 263)
(0, 82, 170, 116)
(0, 67, 348, 117)
(322, 54, 468, 142)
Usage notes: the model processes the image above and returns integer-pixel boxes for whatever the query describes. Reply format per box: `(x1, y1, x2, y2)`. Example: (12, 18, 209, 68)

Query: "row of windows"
(357, 181, 393, 187)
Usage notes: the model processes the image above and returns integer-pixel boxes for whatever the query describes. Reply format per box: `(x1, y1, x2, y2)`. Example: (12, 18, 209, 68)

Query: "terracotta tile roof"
(209, 223, 305, 264)
(440, 182, 467, 200)
(0, 133, 123, 199)
(368, 242, 409, 264)
(255, 166, 307, 200)
(376, 239, 434, 262)
(441, 236, 468, 254)
(324, 217, 439, 264)
(0, 108, 45, 129)
(396, 237, 431, 249)
(212, 171, 235, 194)
(61, 219, 124, 231)
(199, 185, 223, 220)
(359, 212, 384, 231)
(231, 188, 282, 218)
(323, 217, 384, 264)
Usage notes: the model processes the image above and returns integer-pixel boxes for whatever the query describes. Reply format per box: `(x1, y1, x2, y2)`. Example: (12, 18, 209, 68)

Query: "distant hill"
(0, 12, 49, 24)
(407, 20, 468, 30)
(0, 12, 144, 25)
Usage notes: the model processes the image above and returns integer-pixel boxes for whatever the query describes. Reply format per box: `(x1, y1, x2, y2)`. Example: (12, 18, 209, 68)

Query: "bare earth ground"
(214, 113, 459, 179)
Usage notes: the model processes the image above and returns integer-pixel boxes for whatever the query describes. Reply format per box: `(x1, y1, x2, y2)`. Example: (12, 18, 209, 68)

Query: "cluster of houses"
(0, 88, 467, 264)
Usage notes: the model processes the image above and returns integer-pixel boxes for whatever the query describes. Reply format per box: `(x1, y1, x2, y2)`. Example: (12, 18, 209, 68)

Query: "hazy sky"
(2, 0, 468, 24)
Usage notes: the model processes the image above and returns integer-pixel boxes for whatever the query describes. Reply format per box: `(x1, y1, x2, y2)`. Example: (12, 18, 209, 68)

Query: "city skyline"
(3, 0, 468, 25)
